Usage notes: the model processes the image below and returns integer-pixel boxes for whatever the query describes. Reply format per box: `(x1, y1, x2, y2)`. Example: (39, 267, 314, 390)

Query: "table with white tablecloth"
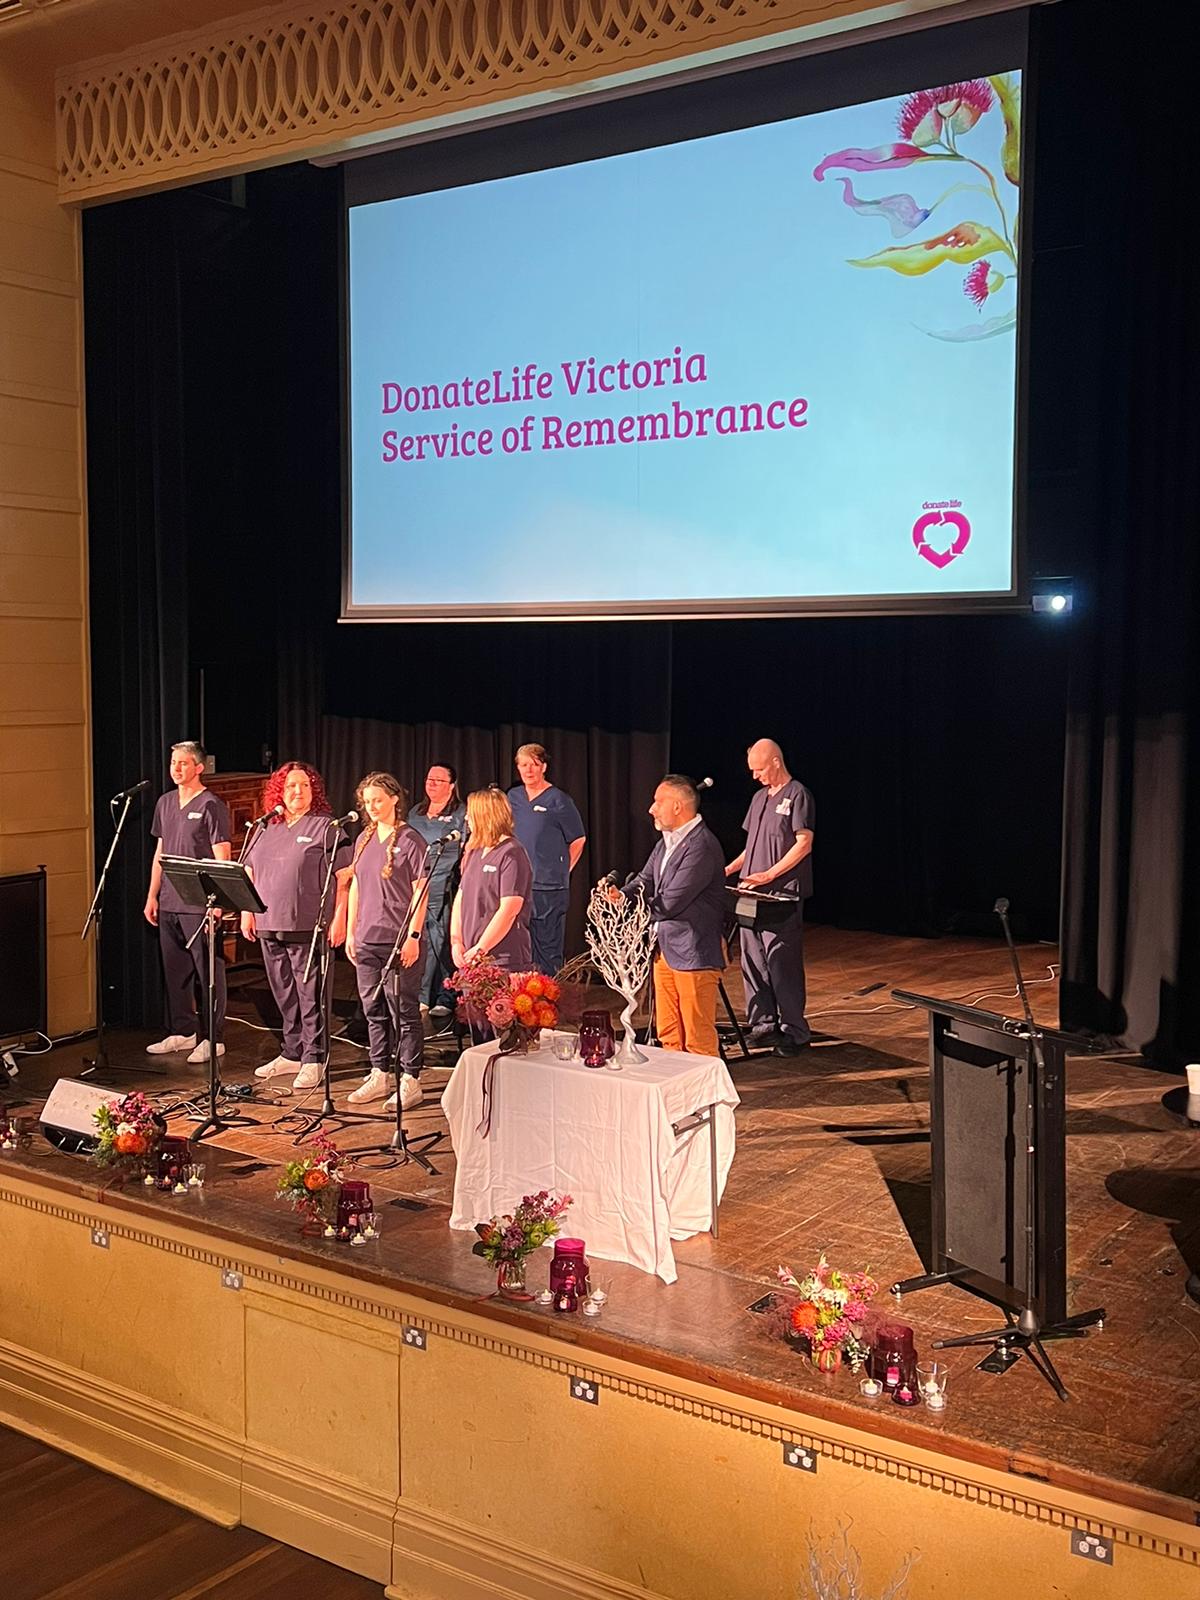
(441, 1037, 740, 1283)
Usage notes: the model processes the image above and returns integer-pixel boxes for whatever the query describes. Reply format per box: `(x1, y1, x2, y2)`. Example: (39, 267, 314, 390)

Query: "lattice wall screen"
(55, 0, 926, 201)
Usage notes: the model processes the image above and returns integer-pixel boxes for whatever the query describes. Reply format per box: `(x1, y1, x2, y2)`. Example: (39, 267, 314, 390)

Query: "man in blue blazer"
(618, 774, 727, 1056)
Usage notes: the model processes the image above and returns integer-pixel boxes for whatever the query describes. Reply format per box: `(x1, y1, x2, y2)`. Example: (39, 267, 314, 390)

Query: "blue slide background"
(348, 76, 1020, 611)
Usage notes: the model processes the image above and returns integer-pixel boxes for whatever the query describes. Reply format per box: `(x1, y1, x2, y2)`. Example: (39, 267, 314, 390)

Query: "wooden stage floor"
(3, 927, 1198, 1528)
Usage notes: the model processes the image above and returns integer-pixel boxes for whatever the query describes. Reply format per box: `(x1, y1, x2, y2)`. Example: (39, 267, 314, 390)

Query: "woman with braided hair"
(344, 772, 429, 1111)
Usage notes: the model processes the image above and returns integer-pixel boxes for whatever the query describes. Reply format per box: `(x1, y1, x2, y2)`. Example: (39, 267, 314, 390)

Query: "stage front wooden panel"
(3, 1162, 1199, 1600)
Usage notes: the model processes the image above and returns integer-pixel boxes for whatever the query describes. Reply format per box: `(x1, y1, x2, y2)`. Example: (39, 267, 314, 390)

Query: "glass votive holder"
(551, 1033, 579, 1062)
(859, 1376, 884, 1399)
(536, 1288, 554, 1306)
(582, 1296, 603, 1317)
(185, 1163, 206, 1188)
(917, 1362, 947, 1410)
(359, 1211, 381, 1240)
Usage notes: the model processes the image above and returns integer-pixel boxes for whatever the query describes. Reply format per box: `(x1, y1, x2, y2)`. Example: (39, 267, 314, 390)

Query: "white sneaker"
(186, 1040, 226, 1064)
(347, 1067, 393, 1105)
(382, 1074, 423, 1114)
(293, 1063, 323, 1090)
(254, 1056, 300, 1080)
(146, 1033, 196, 1056)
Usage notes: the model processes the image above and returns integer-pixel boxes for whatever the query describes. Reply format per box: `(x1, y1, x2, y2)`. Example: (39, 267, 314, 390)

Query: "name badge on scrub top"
(297, 835, 314, 844)
(533, 805, 548, 812)
(775, 798, 792, 815)
(188, 811, 202, 819)
(483, 864, 498, 873)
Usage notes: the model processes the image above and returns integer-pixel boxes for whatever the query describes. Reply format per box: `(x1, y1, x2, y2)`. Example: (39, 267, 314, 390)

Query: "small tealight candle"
(590, 1289, 608, 1305)
(537, 1288, 554, 1306)
(859, 1377, 883, 1398)
(350, 1232, 366, 1247)
(172, 1181, 187, 1195)
(323, 1225, 336, 1238)
(892, 1381, 920, 1407)
(143, 1174, 155, 1186)
(924, 1390, 947, 1410)
(582, 1298, 603, 1317)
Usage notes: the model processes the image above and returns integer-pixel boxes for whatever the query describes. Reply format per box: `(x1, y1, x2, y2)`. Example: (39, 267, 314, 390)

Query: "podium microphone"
(697, 776, 714, 791)
(245, 803, 285, 828)
(331, 808, 360, 828)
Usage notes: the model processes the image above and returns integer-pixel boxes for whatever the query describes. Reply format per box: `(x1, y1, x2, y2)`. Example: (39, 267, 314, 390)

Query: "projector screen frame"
(339, 13, 1032, 625)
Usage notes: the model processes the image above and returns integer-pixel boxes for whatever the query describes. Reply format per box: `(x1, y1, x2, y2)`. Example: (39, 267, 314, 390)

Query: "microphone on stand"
(111, 778, 151, 802)
(331, 809, 360, 829)
(697, 776, 714, 791)
(438, 828, 462, 845)
(601, 869, 623, 888)
(245, 803, 285, 829)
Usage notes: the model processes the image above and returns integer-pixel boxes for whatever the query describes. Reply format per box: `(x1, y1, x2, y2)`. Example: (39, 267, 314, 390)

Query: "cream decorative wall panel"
(54, 0, 974, 201)
(1, 64, 92, 1037)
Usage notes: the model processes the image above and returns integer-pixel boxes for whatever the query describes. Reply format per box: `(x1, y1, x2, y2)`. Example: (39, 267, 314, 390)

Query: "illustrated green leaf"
(849, 222, 1009, 277)
(924, 309, 1018, 342)
(989, 73, 1021, 186)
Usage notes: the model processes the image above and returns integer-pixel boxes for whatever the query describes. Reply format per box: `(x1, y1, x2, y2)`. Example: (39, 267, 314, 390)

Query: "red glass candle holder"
(549, 1238, 590, 1301)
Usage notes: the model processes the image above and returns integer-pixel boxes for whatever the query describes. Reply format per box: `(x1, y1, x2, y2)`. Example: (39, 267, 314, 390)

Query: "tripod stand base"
(190, 1109, 258, 1142)
(934, 1306, 1105, 1402)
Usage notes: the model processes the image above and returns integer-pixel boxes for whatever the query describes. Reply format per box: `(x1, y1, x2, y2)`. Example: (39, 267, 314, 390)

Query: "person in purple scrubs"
(238, 762, 353, 1089)
(725, 738, 815, 1054)
(451, 788, 533, 974)
(143, 740, 231, 1063)
(345, 772, 429, 1113)
(507, 743, 585, 976)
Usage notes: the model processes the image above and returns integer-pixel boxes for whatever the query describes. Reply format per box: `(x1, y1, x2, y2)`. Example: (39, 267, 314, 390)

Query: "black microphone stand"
(352, 835, 453, 1174)
(289, 817, 354, 1143)
(81, 790, 167, 1078)
(930, 898, 1105, 1401)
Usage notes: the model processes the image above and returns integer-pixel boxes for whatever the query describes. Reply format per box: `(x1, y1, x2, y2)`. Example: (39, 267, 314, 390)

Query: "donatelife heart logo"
(912, 509, 971, 570)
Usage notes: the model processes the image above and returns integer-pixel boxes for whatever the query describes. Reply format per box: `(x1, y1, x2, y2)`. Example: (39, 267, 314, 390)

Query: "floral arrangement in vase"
(276, 1133, 348, 1231)
(453, 956, 560, 1052)
(472, 1189, 573, 1299)
(92, 1091, 165, 1179)
(776, 1256, 879, 1372)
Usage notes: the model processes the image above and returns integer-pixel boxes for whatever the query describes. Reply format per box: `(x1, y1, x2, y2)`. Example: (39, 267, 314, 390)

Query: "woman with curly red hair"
(241, 761, 353, 1088)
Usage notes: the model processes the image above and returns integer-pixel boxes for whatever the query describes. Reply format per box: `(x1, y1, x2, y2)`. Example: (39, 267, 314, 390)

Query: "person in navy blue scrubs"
(406, 762, 466, 1022)
(143, 740, 231, 1064)
(345, 773, 429, 1114)
(507, 743, 585, 976)
(725, 738, 814, 1054)
(240, 762, 353, 1089)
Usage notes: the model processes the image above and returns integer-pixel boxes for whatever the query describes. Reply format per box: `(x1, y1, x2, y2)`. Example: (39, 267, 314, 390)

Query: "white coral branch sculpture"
(586, 885, 654, 1067)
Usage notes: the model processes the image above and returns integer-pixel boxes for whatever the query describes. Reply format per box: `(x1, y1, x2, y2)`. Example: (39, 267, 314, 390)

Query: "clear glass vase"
(497, 1257, 532, 1300)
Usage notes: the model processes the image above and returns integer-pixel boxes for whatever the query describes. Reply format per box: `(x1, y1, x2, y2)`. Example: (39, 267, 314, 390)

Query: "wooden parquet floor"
(0, 1427, 385, 1600)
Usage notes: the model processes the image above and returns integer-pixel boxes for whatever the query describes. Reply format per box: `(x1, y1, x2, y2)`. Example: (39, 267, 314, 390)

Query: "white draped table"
(441, 1036, 740, 1283)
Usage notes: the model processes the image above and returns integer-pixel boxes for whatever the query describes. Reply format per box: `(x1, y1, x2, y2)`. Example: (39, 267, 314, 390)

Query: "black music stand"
(890, 989, 1104, 1400)
(160, 856, 264, 1142)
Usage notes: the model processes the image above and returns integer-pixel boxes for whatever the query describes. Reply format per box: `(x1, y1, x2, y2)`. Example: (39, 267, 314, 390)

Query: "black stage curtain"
(1056, 14, 1200, 1065)
(84, 197, 193, 1029)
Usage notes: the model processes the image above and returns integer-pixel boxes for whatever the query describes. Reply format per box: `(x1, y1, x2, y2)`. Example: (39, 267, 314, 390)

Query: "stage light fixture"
(1031, 577, 1074, 616)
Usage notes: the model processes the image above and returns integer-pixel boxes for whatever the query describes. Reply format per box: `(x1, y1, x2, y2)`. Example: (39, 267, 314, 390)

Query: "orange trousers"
(653, 955, 720, 1057)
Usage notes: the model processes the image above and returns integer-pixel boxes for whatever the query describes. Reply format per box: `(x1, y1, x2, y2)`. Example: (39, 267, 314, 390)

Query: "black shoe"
(776, 1035, 810, 1057)
(747, 1023, 778, 1045)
